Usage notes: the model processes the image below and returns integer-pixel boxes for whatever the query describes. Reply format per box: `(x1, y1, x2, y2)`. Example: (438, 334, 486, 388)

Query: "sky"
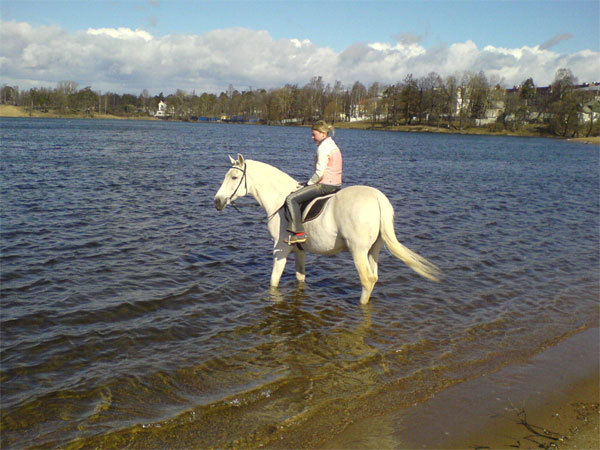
(1, 0, 599, 95)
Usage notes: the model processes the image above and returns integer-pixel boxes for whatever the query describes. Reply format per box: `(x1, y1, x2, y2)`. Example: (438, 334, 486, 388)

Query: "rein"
(264, 204, 285, 224)
(227, 163, 247, 212)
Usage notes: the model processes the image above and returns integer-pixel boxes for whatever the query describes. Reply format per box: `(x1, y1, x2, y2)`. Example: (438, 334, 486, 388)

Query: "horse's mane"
(246, 159, 298, 187)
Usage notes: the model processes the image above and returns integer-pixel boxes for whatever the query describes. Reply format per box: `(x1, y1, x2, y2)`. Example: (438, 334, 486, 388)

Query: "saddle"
(300, 192, 338, 223)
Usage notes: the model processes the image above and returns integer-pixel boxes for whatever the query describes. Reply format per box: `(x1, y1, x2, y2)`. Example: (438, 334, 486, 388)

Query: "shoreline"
(1, 104, 599, 145)
(0, 104, 156, 121)
(323, 327, 600, 449)
(335, 121, 600, 146)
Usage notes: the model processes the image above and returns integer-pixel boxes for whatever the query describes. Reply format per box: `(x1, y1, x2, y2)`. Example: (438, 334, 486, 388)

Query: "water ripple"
(1, 119, 598, 449)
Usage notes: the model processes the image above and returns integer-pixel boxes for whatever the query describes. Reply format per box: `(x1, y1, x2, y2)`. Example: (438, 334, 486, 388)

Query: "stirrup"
(285, 233, 307, 245)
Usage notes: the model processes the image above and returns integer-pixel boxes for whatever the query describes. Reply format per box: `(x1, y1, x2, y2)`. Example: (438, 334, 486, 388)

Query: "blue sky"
(1, 0, 598, 94)
(3, 0, 598, 53)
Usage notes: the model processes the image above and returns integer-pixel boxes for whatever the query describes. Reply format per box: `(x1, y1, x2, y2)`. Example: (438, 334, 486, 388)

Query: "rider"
(284, 120, 343, 244)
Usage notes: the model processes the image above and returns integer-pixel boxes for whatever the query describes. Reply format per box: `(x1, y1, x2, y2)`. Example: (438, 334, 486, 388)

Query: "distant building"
(154, 101, 172, 118)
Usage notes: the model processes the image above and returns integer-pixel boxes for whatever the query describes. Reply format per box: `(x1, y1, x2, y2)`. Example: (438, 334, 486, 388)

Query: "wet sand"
(323, 327, 599, 449)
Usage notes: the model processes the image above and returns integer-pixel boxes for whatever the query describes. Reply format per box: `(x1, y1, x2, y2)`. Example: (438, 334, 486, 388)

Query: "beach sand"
(0, 104, 152, 120)
(323, 327, 599, 449)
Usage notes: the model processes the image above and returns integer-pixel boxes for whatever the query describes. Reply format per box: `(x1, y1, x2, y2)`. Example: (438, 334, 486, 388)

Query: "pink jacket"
(308, 137, 343, 186)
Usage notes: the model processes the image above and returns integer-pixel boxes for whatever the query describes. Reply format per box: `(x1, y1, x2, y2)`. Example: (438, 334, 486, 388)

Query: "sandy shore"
(0, 104, 153, 120)
(324, 327, 599, 449)
(570, 136, 600, 145)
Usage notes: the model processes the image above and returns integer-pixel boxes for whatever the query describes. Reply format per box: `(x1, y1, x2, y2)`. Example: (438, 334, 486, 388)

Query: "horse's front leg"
(294, 248, 306, 282)
(271, 245, 291, 287)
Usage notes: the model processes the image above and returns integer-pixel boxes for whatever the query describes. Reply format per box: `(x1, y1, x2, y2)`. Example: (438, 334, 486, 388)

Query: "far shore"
(2, 104, 599, 145)
(0, 104, 156, 122)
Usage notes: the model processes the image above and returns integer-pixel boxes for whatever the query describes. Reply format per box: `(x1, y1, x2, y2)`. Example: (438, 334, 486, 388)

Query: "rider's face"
(311, 129, 327, 144)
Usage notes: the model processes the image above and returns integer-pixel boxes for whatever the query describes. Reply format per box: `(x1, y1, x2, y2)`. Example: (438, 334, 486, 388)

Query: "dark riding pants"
(285, 183, 340, 234)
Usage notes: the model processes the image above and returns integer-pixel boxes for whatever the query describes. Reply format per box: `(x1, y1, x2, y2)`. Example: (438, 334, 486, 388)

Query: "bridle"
(224, 162, 284, 223)
(227, 163, 247, 212)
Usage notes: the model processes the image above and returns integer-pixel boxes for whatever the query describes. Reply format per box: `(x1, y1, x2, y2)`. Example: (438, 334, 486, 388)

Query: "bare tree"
(549, 68, 580, 137)
(349, 81, 367, 120)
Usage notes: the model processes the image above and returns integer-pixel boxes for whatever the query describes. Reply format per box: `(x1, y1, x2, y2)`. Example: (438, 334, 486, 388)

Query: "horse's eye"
(231, 175, 239, 180)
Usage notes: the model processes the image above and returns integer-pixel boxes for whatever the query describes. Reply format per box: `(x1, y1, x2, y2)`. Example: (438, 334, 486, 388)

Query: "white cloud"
(290, 38, 311, 48)
(1, 21, 598, 94)
(87, 27, 153, 42)
(367, 41, 426, 59)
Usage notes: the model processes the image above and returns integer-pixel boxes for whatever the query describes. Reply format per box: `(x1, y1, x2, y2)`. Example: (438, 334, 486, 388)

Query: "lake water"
(1, 118, 598, 448)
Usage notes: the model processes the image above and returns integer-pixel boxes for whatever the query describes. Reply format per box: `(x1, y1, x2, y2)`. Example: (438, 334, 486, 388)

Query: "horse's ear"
(228, 154, 236, 165)
(237, 154, 245, 166)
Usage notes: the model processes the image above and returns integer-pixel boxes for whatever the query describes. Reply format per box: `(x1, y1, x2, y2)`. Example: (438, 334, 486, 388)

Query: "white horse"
(214, 154, 440, 304)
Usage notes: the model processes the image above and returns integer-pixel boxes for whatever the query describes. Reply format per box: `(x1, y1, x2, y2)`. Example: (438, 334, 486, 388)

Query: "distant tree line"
(2, 68, 598, 137)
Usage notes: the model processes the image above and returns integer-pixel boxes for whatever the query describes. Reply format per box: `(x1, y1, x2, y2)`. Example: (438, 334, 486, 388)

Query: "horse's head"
(214, 154, 248, 211)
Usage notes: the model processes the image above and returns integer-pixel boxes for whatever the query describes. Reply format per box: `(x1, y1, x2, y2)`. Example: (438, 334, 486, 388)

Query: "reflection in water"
(268, 286, 285, 302)
(268, 281, 306, 303)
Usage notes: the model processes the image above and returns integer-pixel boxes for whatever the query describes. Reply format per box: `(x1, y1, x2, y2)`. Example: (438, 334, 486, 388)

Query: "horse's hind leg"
(351, 248, 378, 305)
(368, 236, 383, 280)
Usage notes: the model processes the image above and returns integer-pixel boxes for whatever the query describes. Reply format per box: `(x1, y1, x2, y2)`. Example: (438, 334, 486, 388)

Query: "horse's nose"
(214, 197, 225, 211)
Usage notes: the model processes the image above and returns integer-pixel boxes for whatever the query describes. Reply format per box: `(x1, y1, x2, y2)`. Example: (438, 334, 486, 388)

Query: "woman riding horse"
(214, 154, 440, 304)
(284, 120, 342, 245)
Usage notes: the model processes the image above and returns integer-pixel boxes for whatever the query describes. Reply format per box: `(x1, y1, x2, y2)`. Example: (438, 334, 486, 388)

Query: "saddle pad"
(302, 194, 335, 223)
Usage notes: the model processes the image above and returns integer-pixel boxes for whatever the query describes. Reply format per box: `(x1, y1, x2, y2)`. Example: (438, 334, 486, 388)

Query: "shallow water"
(1, 118, 598, 448)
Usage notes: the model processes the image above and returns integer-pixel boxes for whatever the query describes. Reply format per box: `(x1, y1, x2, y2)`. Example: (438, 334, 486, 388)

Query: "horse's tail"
(377, 193, 441, 282)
